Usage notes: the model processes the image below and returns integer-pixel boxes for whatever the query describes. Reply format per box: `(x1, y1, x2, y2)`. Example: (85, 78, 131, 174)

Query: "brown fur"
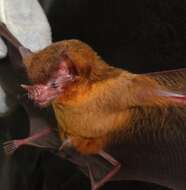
(23, 40, 120, 83)
(52, 73, 176, 154)
(23, 39, 185, 155)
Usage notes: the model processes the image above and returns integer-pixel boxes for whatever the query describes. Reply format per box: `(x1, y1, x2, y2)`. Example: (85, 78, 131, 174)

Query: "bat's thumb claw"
(21, 84, 30, 89)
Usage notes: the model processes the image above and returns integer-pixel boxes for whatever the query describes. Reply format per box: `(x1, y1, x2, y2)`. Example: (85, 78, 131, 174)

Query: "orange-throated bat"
(0, 22, 186, 190)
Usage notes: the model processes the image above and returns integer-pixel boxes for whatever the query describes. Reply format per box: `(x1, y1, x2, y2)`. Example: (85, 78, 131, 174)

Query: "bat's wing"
(0, 22, 23, 49)
(146, 67, 186, 92)
(57, 148, 114, 183)
(3, 99, 62, 155)
(0, 22, 32, 74)
(0, 22, 32, 57)
(25, 107, 61, 150)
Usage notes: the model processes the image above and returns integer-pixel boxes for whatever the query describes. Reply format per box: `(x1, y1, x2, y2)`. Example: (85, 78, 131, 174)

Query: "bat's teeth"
(35, 88, 41, 97)
(31, 86, 42, 99)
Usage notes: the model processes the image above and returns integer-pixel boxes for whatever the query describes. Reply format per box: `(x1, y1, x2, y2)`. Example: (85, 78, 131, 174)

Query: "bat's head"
(21, 40, 112, 107)
(21, 61, 75, 107)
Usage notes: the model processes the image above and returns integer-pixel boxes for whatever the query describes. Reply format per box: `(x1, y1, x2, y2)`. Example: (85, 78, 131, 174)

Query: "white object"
(0, 0, 52, 58)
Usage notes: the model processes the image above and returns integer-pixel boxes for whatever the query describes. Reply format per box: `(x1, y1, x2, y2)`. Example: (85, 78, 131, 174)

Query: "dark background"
(0, 0, 186, 189)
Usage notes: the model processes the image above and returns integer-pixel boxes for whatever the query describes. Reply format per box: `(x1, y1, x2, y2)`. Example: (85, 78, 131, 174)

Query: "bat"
(0, 22, 186, 190)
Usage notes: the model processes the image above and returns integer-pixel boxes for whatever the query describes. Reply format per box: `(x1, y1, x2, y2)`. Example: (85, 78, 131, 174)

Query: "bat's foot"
(88, 151, 121, 190)
(3, 128, 52, 155)
(3, 139, 27, 155)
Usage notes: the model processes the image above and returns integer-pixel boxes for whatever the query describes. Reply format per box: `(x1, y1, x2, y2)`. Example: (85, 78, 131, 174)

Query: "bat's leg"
(88, 150, 121, 190)
(3, 128, 52, 155)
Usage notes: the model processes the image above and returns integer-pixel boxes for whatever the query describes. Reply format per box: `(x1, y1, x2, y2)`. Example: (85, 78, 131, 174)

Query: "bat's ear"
(59, 51, 78, 76)
(59, 51, 91, 78)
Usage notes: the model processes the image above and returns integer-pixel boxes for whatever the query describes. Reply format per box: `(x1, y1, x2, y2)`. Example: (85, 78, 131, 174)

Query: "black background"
(1, 0, 186, 189)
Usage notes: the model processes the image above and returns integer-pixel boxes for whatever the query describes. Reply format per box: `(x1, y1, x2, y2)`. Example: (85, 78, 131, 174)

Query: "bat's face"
(22, 63, 75, 107)
(21, 40, 107, 107)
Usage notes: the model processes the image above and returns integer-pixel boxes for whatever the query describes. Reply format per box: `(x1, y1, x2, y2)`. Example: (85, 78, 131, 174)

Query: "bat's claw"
(3, 139, 26, 155)
(3, 128, 52, 155)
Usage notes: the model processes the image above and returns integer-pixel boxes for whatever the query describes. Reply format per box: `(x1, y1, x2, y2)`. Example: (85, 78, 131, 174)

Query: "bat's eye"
(51, 81, 58, 88)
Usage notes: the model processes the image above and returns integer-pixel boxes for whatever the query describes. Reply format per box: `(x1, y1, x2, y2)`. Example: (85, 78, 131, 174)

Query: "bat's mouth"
(22, 77, 73, 107)
(21, 65, 75, 107)
(21, 84, 59, 107)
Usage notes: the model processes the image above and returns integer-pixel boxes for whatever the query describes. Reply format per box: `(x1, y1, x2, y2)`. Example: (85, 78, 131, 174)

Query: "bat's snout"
(21, 83, 58, 107)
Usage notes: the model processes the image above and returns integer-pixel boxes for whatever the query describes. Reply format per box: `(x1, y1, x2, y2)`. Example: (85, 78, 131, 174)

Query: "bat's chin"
(35, 99, 51, 108)
(21, 70, 74, 107)
(35, 93, 59, 108)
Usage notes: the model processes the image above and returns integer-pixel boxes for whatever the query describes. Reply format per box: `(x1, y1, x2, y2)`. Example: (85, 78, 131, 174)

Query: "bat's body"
(21, 40, 186, 190)
(0, 22, 186, 190)
(21, 40, 184, 152)
(57, 68, 186, 190)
